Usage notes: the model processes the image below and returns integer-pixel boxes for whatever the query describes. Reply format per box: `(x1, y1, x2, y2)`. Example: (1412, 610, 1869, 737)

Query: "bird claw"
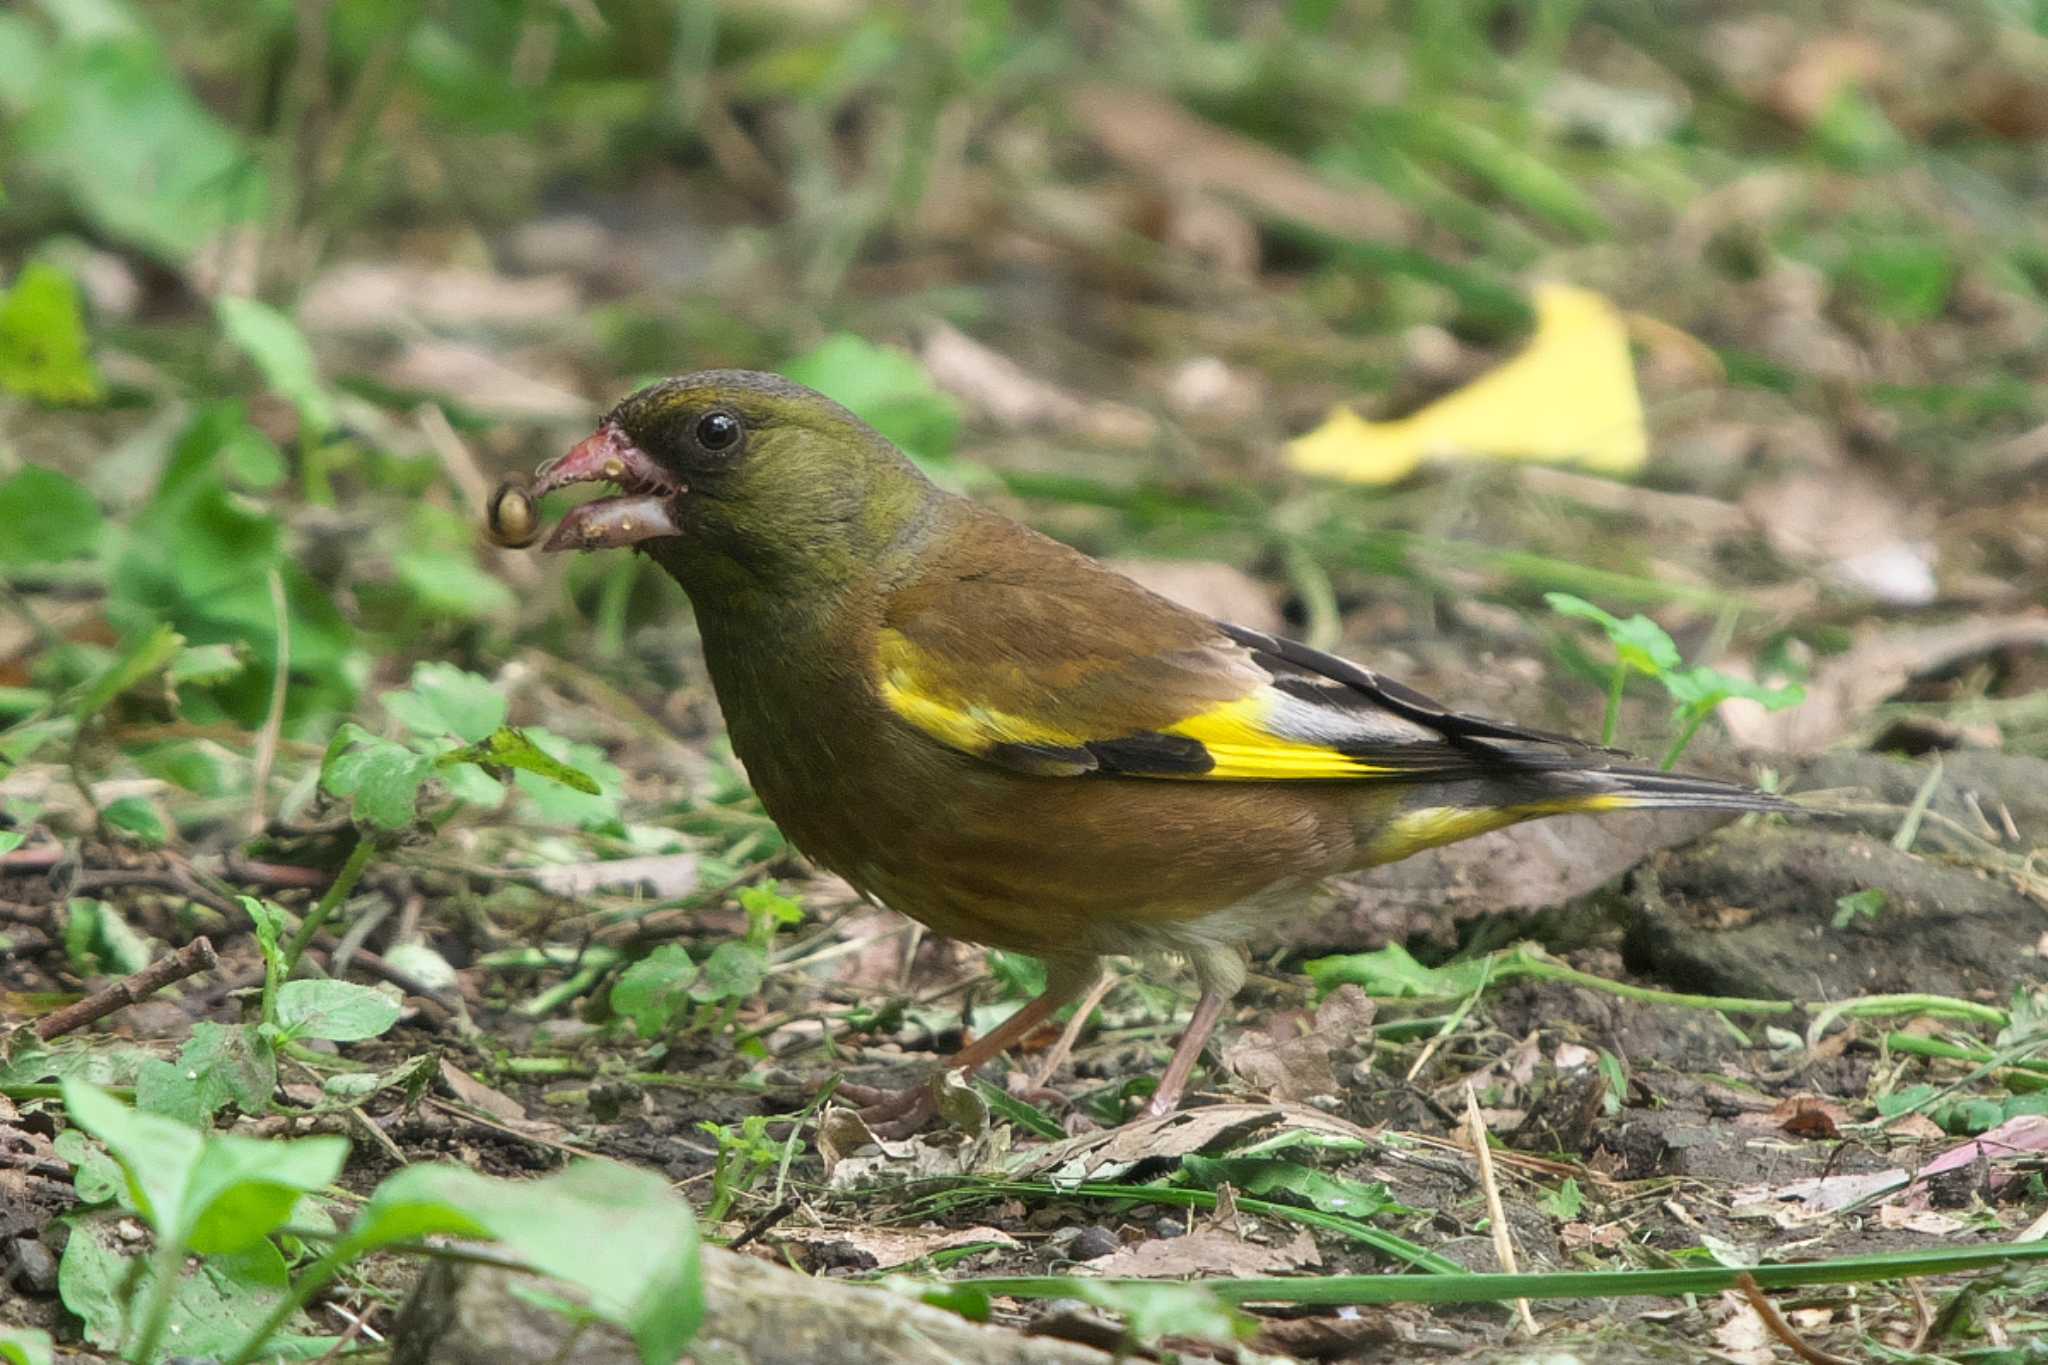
(834, 1079, 940, 1139)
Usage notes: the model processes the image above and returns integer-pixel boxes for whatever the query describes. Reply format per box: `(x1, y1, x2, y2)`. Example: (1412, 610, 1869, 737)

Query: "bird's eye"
(695, 410, 742, 452)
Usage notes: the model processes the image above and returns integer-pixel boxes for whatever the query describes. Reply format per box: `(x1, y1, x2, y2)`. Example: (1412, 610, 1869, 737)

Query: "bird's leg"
(839, 959, 1095, 1137)
(1138, 989, 1229, 1120)
(1028, 969, 1118, 1089)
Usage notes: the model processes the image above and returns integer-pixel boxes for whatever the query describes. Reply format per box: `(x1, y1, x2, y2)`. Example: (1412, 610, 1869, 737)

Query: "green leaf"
(0, 831, 23, 856)
(215, 296, 334, 439)
(394, 544, 518, 621)
(1180, 1157, 1401, 1219)
(241, 896, 286, 993)
(0, 1325, 53, 1365)
(1541, 1177, 1585, 1220)
(136, 1022, 275, 1125)
(12, 24, 269, 263)
(514, 729, 623, 829)
(0, 464, 102, 563)
(1661, 665, 1805, 719)
(321, 723, 433, 830)
(1831, 888, 1887, 929)
(0, 262, 102, 403)
(275, 979, 400, 1043)
(73, 622, 182, 726)
(168, 642, 247, 687)
(783, 333, 962, 470)
(64, 898, 152, 977)
(612, 945, 697, 1038)
(101, 795, 166, 847)
(59, 1218, 298, 1358)
(384, 663, 507, 744)
(690, 941, 765, 1004)
(1303, 943, 1491, 999)
(1545, 592, 1680, 676)
(1841, 241, 1954, 323)
(1072, 1282, 1250, 1348)
(440, 726, 600, 794)
(55, 1127, 126, 1205)
(62, 1080, 344, 1254)
(341, 1160, 703, 1363)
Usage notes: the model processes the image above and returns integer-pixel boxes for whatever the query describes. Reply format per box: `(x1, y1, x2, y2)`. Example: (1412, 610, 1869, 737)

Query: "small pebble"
(1068, 1225, 1119, 1260)
(7, 1237, 57, 1294)
(1152, 1216, 1186, 1239)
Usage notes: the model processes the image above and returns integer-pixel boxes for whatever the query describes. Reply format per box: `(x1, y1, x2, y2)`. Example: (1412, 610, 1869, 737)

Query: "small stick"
(1734, 1271, 1856, 1365)
(726, 1195, 800, 1251)
(246, 568, 291, 838)
(1465, 1085, 1538, 1337)
(35, 936, 219, 1040)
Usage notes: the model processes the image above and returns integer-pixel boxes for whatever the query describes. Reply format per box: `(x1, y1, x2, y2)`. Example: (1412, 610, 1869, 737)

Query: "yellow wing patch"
(1162, 696, 1393, 780)
(875, 629, 1084, 753)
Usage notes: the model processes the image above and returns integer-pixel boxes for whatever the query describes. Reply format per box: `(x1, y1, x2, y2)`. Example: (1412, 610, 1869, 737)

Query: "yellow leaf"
(1286, 282, 1647, 485)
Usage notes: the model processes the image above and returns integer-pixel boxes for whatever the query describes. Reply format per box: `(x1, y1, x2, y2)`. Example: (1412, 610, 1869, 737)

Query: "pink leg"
(1028, 969, 1116, 1089)
(839, 960, 1094, 1136)
(1139, 990, 1228, 1120)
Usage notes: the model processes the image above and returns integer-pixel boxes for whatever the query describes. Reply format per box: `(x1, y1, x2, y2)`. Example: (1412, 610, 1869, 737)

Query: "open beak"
(512, 422, 684, 553)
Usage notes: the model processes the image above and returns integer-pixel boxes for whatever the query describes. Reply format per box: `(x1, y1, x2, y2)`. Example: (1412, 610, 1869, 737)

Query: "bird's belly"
(747, 732, 1376, 958)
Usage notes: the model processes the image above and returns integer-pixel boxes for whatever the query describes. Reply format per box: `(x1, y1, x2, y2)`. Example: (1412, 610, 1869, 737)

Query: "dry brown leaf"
(1734, 1095, 1849, 1140)
(819, 1103, 1013, 1190)
(1068, 85, 1405, 241)
(1877, 1204, 1966, 1236)
(1719, 614, 2048, 753)
(1092, 1223, 1321, 1278)
(1729, 1169, 1910, 1223)
(1102, 560, 1283, 636)
(301, 263, 581, 336)
(382, 341, 594, 422)
(1221, 985, 1374, 1104)
(1741, 471, 1935, 605)
(779, 1224, 1019, 1270)
(438, 1060, 528, 1123)
(1014, 1103, 1373, 1184)
(528, 853, 700, 900)
(919, 324, 1153, 445)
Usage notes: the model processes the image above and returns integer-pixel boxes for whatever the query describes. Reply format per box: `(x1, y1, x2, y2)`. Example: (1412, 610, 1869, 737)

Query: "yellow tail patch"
(1369, 793, 1633, 862)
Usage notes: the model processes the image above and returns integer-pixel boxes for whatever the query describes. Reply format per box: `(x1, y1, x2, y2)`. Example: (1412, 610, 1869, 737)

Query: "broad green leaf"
(1073, 1282, 1249, 1348)
(612, 945, 697, 1038)
(321, 724, 433, 829)
(1180, 1157, 1401, 1219)
(11, 17, 269, 264)
(0, 1326, 52, 1365)
(54, 1127, 126, 1205)
(514, 729, 622, 829)
(73, 623, 182, 726)
(394, 544, 518, 621)
(0, 831, 24, 856)
(0, 464, 102, 563)
(58, 1218, 298, 1358)
(1661, 666, 1804, 719)
(275, 979, 400, 1043)
(101, 795, 166, 847)
(439, 726, 600, 794)
(64, 898, 152, 977)
(215, 295, 334, 438)
(341, 1161, 702, 1364)
(689, 941, 765, 1004)
(1545, 593, 1679, 676)
(384, 662, 506, 743)
(1303, 943, 1491, 999)
(62, 1080, 343, 1253)
(783, 333, 961, 470)
(135, 1022, 276, 1123)
(0, 262, 102, 403)
(168, 642, 247, 687)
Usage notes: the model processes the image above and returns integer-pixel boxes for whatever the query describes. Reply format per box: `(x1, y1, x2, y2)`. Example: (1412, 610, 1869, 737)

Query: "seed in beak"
(486, 477, 540, 548)
(603, 458, 625, 480)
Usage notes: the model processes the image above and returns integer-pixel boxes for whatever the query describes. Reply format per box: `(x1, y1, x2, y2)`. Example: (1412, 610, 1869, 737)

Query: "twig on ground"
(1734, 1272, 1856, 1365)
(1466, 1084, 1538, 1338)
(35, 936, 219, 1040)
(727, 1195, 800, 1251)
(246, 568, 291, 838)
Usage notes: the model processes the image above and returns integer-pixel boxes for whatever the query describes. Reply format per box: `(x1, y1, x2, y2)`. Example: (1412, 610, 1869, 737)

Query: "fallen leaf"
(819, 1103, 1013, 1190)
(1714, 1291, 1775, 1365)
(1069, 86, 1405, 242)
(1104, 560, 1284, 637)
(301, 263, 581, 336)
(1221, 986, 1375, 1103)
(438, 1060, 528, 1123)
(1917, 1115, 2048, 1179)
(1729, 1169, 1910, 1222)
(529, 853, 701, 900)
(1877, 1204, 1966, 1236)
(1092, 1223, 1321, 1278)
(1718, 614, 2048, 753)
(780, 1224, 1019, 1270)
(1286, 284, 1647, 486)
(920, 323, 1152, 446)
(1733, 1096, 1848, 1140)
(1014, 1103, 1373, 1185)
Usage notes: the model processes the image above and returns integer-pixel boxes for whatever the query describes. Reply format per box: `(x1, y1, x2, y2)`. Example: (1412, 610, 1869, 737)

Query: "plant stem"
(220, 1245, 351, 1365)
(283, 835, 379, 974)
(126, 1235, 188, 1364)
(1602, 663, 1624, 747)
(1659, 709, 1708, 770)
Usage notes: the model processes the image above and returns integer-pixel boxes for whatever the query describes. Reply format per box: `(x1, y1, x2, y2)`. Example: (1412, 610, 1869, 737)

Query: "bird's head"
(496, 370, 935, 595)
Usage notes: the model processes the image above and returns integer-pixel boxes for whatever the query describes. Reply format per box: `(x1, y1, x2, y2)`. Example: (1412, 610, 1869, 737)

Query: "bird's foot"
(834, 1078, 939, 1139)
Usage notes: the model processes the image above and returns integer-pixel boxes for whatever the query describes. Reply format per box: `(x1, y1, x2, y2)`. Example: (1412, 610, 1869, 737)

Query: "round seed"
(486, 478, 540, 548)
